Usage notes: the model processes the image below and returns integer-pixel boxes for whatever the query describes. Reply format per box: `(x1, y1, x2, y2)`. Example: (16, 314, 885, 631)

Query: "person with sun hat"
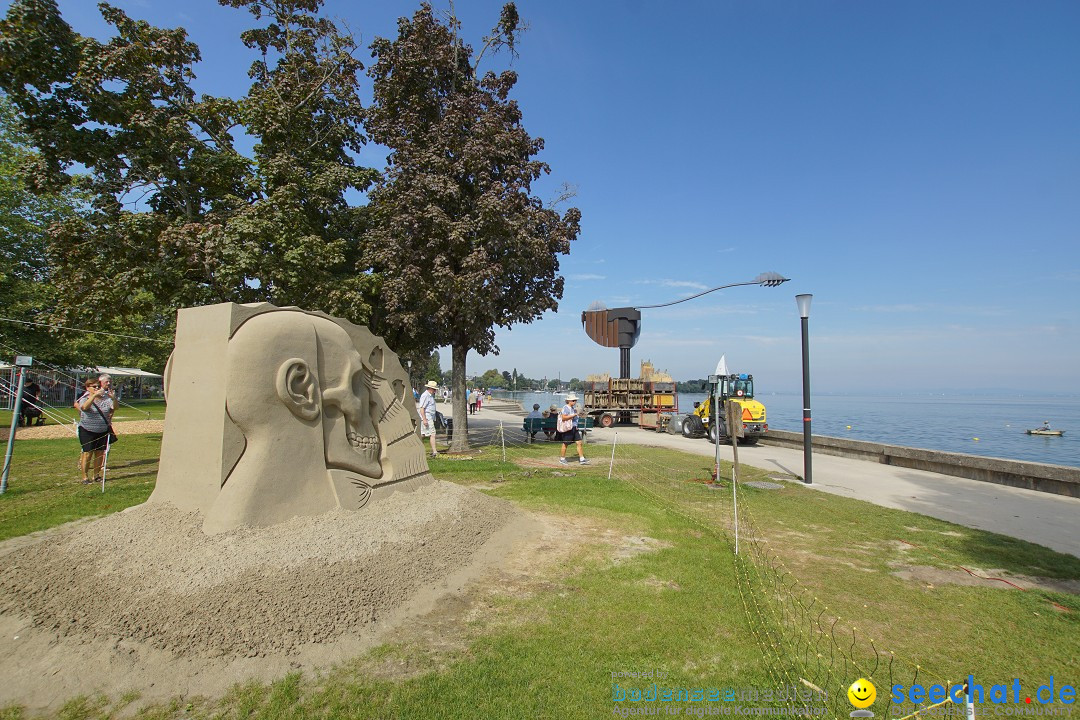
(557, 393, 588, 465)
(419, 380, 439, 458)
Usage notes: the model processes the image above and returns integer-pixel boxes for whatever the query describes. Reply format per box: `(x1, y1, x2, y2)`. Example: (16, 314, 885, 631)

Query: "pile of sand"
(0, 481, 525, 710)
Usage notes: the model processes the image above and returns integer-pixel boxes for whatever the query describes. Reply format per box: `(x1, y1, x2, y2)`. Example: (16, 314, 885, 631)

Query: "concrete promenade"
(441, 399, 1080, 558)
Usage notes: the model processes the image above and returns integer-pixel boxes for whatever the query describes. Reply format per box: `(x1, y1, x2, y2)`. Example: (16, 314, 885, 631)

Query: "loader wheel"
(682, 415, 705, 438)
(599, 413, 615, 428)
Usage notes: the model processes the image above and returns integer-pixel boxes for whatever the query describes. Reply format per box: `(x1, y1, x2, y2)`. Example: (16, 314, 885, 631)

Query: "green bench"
(522, 415, 594, 442)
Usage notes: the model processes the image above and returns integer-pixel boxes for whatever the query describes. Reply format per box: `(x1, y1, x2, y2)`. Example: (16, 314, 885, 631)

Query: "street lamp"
(795, 294, 813, 484)
(634, 271, 790, 310)
(582, 272, 790, 381)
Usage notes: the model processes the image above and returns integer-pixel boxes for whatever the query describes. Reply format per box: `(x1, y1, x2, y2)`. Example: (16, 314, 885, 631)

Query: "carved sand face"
(317, 324, 382, 478)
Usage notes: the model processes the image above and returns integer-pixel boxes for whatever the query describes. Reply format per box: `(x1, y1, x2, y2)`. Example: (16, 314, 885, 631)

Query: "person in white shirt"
(418, 380, 439, 458)
(557, 393, 587, 465)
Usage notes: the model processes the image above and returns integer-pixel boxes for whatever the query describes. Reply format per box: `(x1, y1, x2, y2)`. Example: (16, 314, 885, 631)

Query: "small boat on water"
(1025, 429, 1065, 436)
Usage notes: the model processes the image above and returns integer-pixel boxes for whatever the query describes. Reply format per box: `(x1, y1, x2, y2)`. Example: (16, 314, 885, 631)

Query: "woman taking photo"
(75, 378, 113, 484)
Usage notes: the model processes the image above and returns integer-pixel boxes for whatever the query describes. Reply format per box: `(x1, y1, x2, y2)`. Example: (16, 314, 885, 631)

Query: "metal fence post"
(1, 368, 28, 494)
(608, 432, 618, 480)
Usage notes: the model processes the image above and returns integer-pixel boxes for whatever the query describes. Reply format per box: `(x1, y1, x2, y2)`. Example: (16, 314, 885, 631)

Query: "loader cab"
(720, 374, 754, 400)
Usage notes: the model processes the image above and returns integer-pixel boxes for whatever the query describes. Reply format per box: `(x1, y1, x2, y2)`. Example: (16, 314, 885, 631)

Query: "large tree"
(0, 0, 378, 370)
(0, 92, 86, 364)
(365, 3, 580, 450)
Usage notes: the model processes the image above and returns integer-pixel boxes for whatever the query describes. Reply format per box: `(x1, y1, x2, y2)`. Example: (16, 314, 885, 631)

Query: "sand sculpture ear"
(276, 359, 320, 421)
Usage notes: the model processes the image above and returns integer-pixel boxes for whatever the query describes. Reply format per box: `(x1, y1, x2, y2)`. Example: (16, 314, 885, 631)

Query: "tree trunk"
(450, 342, 470, 452)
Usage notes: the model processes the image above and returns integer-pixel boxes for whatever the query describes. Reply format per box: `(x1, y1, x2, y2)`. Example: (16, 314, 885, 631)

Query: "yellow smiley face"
(848, 678, 877, 709)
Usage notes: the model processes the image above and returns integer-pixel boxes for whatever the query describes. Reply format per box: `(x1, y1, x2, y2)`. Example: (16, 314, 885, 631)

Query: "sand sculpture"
(149, 303, 434, 533)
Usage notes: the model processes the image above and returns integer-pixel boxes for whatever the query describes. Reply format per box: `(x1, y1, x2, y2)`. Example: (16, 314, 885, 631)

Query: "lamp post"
(795, 294, 813, 484)
(583, 273, 790, 384)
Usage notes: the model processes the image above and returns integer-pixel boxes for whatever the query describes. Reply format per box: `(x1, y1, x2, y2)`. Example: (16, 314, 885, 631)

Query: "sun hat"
(565, 392, 579, 401)
(425, 380, 438, 389)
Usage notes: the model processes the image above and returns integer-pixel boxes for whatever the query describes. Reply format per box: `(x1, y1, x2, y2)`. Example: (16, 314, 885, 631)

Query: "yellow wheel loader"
(678, 373, 768, 445)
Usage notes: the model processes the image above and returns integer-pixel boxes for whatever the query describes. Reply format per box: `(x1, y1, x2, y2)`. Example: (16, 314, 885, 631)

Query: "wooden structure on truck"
(583, 377, 679, 430)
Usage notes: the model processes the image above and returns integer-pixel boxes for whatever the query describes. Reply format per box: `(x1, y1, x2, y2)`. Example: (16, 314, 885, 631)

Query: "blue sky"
(13, 0, 1080, 393)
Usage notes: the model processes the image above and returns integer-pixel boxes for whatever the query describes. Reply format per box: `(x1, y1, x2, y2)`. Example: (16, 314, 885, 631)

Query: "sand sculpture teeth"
(347, 432, 379, 451)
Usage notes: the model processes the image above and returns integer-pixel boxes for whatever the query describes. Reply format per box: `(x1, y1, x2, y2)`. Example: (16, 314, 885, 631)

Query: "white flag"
(715, 354, 728, 376)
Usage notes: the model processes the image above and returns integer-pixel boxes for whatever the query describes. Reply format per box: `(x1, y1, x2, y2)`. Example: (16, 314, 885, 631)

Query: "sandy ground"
(0, 480, 535, 712)
(1, 418, 165, 441)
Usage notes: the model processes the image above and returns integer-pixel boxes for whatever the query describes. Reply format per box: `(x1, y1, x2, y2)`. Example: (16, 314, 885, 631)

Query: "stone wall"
(761, 430, 1080, 498)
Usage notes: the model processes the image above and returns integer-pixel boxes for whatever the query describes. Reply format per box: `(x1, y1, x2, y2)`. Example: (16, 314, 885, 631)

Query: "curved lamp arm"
(634, 272, 790, 310)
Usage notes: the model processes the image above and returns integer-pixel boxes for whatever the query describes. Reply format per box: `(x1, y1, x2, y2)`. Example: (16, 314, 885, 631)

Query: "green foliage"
(364, 3, 580, 447)
(423, 349, 443, 383)
(0, 93, 86, 364)
(479, 367, 507, 388)
(0, 0, 379, 370)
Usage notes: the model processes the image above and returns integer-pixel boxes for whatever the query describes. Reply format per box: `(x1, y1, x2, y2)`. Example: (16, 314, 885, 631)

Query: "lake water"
(494, 391, 1080, 469)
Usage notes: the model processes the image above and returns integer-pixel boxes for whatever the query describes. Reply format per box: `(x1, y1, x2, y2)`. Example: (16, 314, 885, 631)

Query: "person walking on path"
(418, 380, 439, 457)
(557, 393, 588, 465)
(75, 378, 113, 484)
(468, 389, 478, 415)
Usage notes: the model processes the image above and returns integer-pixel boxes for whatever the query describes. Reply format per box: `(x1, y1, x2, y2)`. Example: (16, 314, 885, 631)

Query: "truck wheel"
(599, 413, 614, 428)
(682, 415, 705, 438)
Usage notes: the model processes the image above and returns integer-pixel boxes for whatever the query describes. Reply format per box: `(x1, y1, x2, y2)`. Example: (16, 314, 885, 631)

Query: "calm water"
(495, 391, 1080, 468)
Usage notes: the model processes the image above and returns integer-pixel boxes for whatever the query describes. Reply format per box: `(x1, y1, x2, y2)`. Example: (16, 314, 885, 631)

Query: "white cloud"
(569, 273, 606, 281)
(633, 279, 710, 291)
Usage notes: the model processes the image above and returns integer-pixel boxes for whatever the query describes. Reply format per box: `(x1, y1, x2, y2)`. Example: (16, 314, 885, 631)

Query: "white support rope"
(0, 316, 173, 344)
(0, 379, 78, 434)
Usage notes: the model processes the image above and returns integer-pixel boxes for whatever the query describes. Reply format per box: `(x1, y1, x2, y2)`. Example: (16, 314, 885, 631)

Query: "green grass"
(0, 434, 160, 540)
(0, 436, 1077, 719)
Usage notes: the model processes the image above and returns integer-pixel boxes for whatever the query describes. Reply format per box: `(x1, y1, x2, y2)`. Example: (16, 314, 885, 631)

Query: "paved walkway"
(442, 400, 1080, 558)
